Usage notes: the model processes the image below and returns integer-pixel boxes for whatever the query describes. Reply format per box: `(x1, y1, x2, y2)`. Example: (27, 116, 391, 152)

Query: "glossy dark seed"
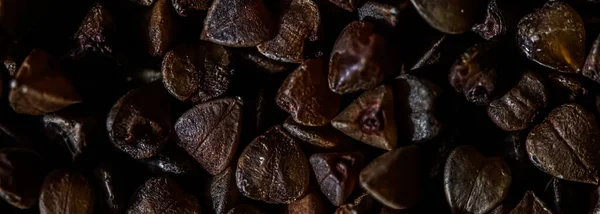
(310, 152, 364, 206)
(487, 72, 548, 131)
(393, 74, 442, 143)
(0, 148, 45, 209)
(236, 126, 310, 204)
(360, 145, 420, 209)
(162, 42, 234, 103)
(257, 0, 320, 63)
(517, 1, 585, 74)
(410, 0, 477, 34)
(472, 0, 506, 40)
(39, 169, 95, 214)
(583, 34, 600, 83)
(526, 104, 600, 184)
(172, 0, 211, 17)
(127, 177, 201, 213)
(283, 117, 350, 149)
(332, 85, 397, 150)
(276, 57, 340, 126)
(9, 49, 81, 115)
(175, 97, 242, 175)
(449, 43, 499, 105)
(444, 146, 512, 214)
(201, 0, 275, 47)
(107, 81, 172, 159)
(284, 188, 327, 214)
(329, 21, 390, 94)
(70, 2, 114, 60)
(509, 191, 552, 214)
(146, 0, 178, 57)
(210, 167, 239, 214)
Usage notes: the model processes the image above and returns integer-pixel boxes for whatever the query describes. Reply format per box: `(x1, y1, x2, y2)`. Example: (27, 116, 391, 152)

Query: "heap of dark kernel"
(2, 0, 600, 214)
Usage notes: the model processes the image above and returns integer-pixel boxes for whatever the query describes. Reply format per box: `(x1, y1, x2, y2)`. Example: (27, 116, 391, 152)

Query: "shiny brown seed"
(172, 0, 211, 17)
(444, 146, 512, 214)
(236, 126, 310, 204)
(107, 81, 172, 159)
(583, 34, 600, 83)
(310, 152, 364, 206)
(9, 49, 81, 115)
(257, 0, 320, 63)
(283, 117, 350, 148)
(127, 177, 201, 214)
(487, 72, 548, 131)
(146, 0, 177, 57)
(334, 192, 376, 214)
(360, 145, 420, 209)
(332, 85, 397, 150)
(201, 0, 275, 47)
(70, 2, 114, 60)
(472, 0, 506, 40)
(357, 2, 404, 28)
(410, 0, 477, 34)
(284, 188, 327, 214)
(0, 148, 45, 209)
(526, 104, 600, 184)
(517, 1, 585, 74)
(394, 74, 442, 143)
(210, 167, 240, 214)
(449, 43, 499, 105)
(175, 97, 242, 175)
(329, 21, 390, 94)
(162, 42, 235, 103)
(509, 191, 552, 214)
(39, 169, 95, 214)
(276, 57, 340, 126)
